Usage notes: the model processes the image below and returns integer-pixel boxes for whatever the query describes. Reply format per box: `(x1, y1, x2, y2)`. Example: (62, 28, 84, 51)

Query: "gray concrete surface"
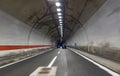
(0, 10, 52, 46)
(68, 0, 120, 48)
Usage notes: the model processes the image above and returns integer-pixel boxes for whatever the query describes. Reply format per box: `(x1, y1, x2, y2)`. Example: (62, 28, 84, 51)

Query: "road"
(0, 48, 112, 76)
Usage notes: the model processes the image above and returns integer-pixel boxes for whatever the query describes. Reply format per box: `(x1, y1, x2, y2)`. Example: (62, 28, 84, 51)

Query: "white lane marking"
(58, 51, 61, 54)
(48, 56, 57, 68)
(0, 51, 48, 69)
(71, 50, 120, 76)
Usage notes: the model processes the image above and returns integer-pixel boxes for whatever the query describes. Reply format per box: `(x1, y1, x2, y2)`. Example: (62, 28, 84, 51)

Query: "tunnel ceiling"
(0, 0, 106, 41)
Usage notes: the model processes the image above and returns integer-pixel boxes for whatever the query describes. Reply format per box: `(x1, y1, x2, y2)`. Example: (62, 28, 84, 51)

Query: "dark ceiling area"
(0, 0, 106, 41)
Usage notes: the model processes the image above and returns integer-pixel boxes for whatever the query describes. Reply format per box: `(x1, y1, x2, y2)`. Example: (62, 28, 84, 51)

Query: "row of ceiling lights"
(55, 2, 63, 39)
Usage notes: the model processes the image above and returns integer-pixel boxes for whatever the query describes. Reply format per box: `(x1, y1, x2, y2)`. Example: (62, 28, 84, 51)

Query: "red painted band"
(0, 45, 51, 51)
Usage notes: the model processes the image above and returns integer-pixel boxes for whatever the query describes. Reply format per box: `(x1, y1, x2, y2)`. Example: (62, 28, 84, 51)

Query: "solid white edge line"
(0, 51, 49, 69)
(71, 49, 120, 76)
(48, 56, 57, 68)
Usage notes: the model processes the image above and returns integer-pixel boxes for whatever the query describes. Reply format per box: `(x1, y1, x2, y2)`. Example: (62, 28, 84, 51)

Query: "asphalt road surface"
(0, 48, 112, 76)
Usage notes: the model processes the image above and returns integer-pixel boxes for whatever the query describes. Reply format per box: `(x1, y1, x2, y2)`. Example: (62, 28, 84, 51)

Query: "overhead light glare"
(58, 13, 62, 16)
(59, 19, 62, 21)
(57, 8, 62, 12)
(60, 21, 63, 23)
(58, 16, 62, 19)
(55, 2, 61, 7)
(60, 23, 63, 26)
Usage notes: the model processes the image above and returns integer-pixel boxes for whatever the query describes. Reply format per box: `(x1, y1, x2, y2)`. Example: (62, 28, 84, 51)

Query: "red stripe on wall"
(0, 45, 51, 51)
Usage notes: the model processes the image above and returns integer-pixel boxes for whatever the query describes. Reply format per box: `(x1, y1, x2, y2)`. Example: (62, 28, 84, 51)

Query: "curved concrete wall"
(0, 10, 52, 51)
(68, 0, 120, 48)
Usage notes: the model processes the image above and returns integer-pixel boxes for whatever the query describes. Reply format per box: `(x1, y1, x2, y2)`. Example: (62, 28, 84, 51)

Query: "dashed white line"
(58, 51, 60, 54)
(48, 56, 57, 68)
(71, 50, 120, 76)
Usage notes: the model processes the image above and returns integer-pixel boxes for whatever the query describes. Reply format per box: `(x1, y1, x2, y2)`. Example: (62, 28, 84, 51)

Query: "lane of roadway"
(0, 48, 113, 76)
(0, 49, 59, 76)
(54, 49, 112, 76)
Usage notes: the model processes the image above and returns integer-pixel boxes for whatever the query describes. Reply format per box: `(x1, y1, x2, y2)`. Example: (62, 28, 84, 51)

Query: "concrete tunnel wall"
(0, 10, 52, 56)
(68, 0, 120, 48)
(67, 0, 120, 62)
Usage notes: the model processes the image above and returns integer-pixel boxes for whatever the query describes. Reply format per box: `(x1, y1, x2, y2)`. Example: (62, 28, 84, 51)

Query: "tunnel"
(0, 0, 120, 76)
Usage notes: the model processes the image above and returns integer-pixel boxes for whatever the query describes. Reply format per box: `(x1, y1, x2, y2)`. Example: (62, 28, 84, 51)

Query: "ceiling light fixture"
(58, 13, 62, 16)
(60, 21, 63, 23)
(58, 16, 62, 19)
(59, 19, 62, 21)
(55, 2, 61, 7)
(60, 23, 63, 26)
(57, 8, 62, 12)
